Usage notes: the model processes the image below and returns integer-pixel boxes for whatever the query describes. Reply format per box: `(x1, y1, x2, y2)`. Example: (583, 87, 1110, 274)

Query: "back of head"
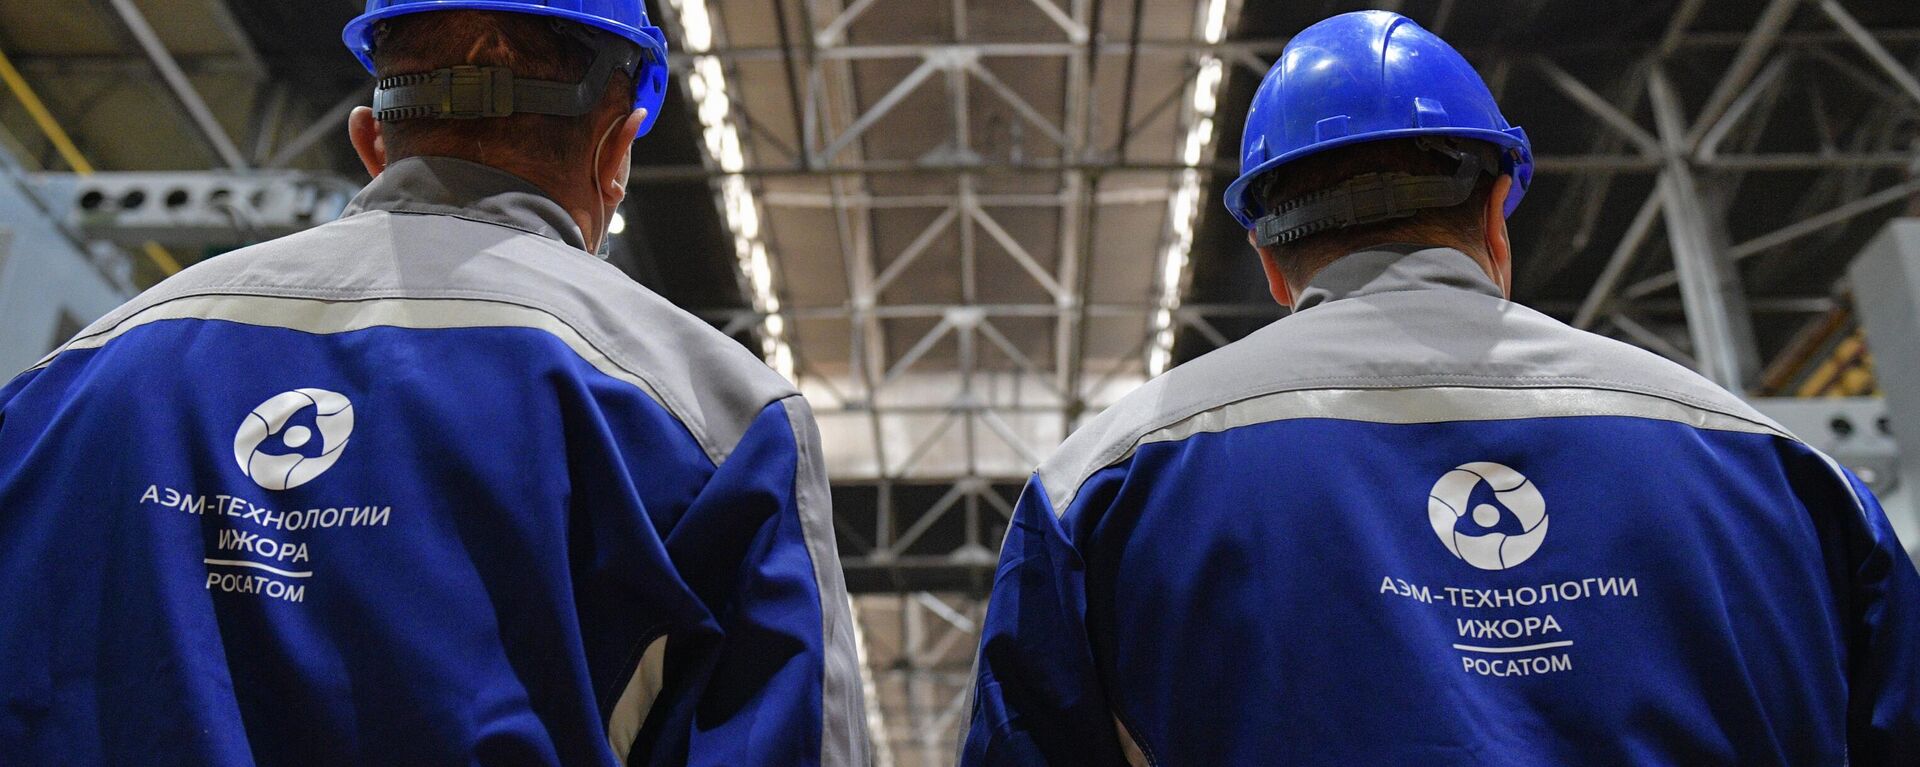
(1254, 137, 1500, 288)
(1223, 10, 1532, 291)
(369, 11, 635, 189)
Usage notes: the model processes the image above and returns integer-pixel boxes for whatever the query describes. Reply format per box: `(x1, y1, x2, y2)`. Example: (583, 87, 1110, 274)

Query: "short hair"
(1253, 138, 1500, 287)
(370, 11, 636, 180)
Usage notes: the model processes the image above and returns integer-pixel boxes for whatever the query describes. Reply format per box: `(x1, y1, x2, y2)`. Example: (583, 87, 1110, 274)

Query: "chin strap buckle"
(442, 65, 514, 119)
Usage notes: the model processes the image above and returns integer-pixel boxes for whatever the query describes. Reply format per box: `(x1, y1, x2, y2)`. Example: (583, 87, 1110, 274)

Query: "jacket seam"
(52, 288, 758, 466)
(1053, 379, 1793, 513)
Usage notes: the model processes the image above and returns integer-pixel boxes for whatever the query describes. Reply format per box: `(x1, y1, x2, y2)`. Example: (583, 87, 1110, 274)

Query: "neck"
(506, 163, 603, 251)
(1290, 240, 1497, 304)
(344, 156, 594, 252)
(393, 152, 603, 252)
(1290, 246, 1505, 312)
(562, 198, 604, 253)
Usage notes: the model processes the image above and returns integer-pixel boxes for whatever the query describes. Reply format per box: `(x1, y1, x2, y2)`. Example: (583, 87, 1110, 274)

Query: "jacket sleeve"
(651, 395, 869, 766)
(961, 473, 1126, 766)
(0, 370, 32, 427)
(1833, 467, 1920, 763)
(0, 369, 42, 447)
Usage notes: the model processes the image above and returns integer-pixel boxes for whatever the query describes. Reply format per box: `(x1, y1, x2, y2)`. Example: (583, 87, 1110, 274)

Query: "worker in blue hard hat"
(0, 2, 869, 765)
(962, 10, 1919, 765)
(341, 0, 674, 258)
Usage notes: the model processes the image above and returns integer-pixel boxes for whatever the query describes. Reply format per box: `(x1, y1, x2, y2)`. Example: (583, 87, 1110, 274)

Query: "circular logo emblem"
(233, 389, 355, 491)
(1427, 461, 1548, 570)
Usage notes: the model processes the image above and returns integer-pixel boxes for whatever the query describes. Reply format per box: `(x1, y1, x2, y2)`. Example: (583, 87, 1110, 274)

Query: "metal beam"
(1624, 175, 1920, 297)
(815, 0, 885, 48)
(247, 82, 290, 166)
(1573, 189, 1664, 330)
(198, 0, 267, 78)
(965, 59, 1069, 148)
(1022, 0, 1087, 42)
(1649, 68, 1761, 390)
(1683, 0, 1799, 150)
(1694, 53, 1792, 163)
(801, 0, 893, 489)
(1657, 0, 1710, 56)
(1729, 175, 1920, 259)
(1115, 0, 1148, 161)
(1819, 0, 1920, 109)
(266, 87, 368, 169)
(1802, 45, 1920, 117)
(108, 0, 249, 171)
(1050, 0, 1103, 429)
(868, 206, 960, 295)
(684, 146, 1920, 179)
(1534, 58, 1659, 157)
(10, 54, 256, 78)
(1521, 61, 1649, 294)
(685, 29, 1920, 64)
(760, 187, 1167, 209)
(880, 318, 956, 388)
(1609, 313, 1699, 369)
(821, 55, 941, 161)
(630, 151, 1920, 183)
(967, 200, 1067, 299)
(770, 0, 812, 168)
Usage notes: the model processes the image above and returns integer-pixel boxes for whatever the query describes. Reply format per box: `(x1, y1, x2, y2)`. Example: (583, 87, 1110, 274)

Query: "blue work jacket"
(0, 157, 868, 766)
(964, 247, 1920, 766)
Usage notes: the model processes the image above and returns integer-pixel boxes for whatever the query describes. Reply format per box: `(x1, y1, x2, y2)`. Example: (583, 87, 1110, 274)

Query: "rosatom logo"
(1427, 461, 1549, 570)
(233, 389, 355, 491)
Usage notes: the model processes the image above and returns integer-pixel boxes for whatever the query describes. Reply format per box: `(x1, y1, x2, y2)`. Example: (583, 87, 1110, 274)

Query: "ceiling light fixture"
(1147, 0, 1235, 376)
(664, 0, 796, 381)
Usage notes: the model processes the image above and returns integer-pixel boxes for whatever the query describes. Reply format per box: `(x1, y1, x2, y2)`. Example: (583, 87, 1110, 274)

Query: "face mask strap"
(589, 116, 626, 259)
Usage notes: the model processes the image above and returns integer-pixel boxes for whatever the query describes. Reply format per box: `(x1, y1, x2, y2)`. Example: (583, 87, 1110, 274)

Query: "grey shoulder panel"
(1037, 289, 1788, 514)
(48, 211, 794, 465)
(780, 396, 872, 766)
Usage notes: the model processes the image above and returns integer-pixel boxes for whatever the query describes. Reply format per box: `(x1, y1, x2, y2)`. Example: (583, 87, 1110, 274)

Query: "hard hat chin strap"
(1253, 138, 1488, 248)
(372, 25, 643, 122)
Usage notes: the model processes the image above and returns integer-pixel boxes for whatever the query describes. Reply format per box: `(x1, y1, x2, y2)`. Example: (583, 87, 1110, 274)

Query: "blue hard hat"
(343, 0, 670, 137)
(1223, 10, 1531, 230)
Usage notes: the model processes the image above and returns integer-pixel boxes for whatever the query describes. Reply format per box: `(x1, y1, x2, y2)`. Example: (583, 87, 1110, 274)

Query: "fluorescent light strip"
(1147, 0, 1234, 376)
(666, 0, 796, 381)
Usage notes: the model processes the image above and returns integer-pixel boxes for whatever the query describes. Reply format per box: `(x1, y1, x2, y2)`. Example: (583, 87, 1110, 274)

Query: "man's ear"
(1251, 231, 1294, 307)
(1483, 174, 1514, 296)
(348, 107, 386, 179)
(597, 108, 649, 208)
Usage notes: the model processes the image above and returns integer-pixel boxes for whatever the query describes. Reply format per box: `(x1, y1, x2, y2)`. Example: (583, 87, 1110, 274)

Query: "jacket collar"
(1292, 245, 1503, 312)
(340, 156, 588, 251)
